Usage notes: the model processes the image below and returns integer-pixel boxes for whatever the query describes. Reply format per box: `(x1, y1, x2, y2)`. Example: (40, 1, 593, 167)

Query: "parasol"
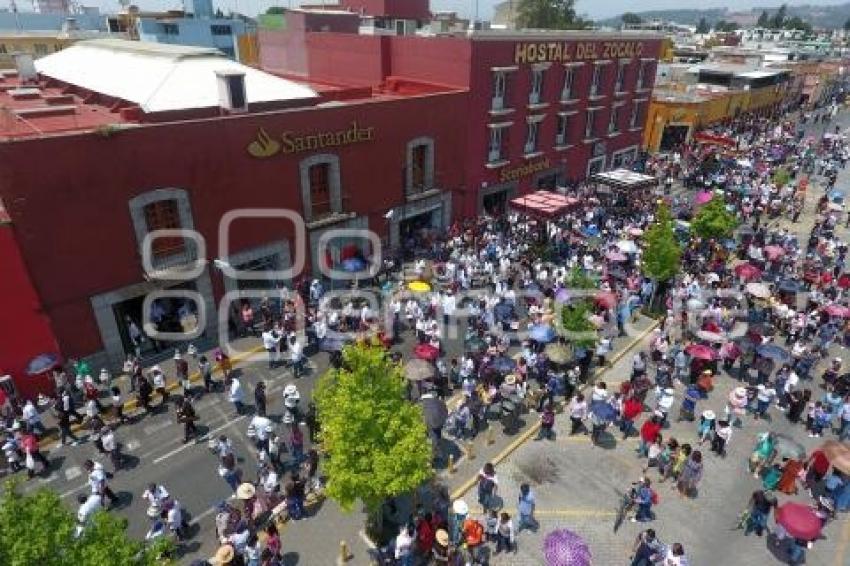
(696, 330, 727, 343)
(820, 440, 850, 475)
(414, 343, 440, 362)
(493, 302, 514, 322)
(544, 529, 592, 566)
(605, 251, 627, 262)
(824, 304, 850, 318)
(490, 356, 517, 374)
(685, 344, 718, 361)
(544, 343, 570, 364)
(763, 245, 785, 261)
(421, 395, 448, 430)
(25, 353, 61, 376)
(777, 279, 801, 293)
(695, 191, 714, 205)
(840, 274, 850, 290)
(555, 288, 571, 304)
(616, 240, 638, 254)
(628, 227, 644, 237)
(756, 343, 790, 363)
(341, 257, 367, 273)
(745, 282, 771, 299)
(734, 263, 762, 281)
(464, 335, 487, 354)
(408, 281, 432, 293)
(595, 292, 617, 309)
(530, 324, 557, 344)
(405, 359, 436, 382)
(775, 502, 822, 541)
(773, 434, 806, 460)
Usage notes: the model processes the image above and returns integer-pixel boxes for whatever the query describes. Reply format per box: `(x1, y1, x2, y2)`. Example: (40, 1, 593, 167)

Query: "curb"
(448, 318, 660, 501)
(41, 344, 266, 448)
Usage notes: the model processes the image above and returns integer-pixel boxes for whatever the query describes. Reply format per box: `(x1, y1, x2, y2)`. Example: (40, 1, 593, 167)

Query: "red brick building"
(0, 4, 662, 391)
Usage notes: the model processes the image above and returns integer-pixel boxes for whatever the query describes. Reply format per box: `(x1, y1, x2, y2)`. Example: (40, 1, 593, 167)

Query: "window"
(615, 61, 627, 92)
(529, 69, 544, 105)
(585, 109, 597, 139)
(630, 101, 644, 129)
(143, 199, 185, 258)
(211, 24, 232, 36)
(561, 67, 575, 100)
(54, 44, 63, 52)
(0, 44, 7, 55)
(636, 62, 646, 90)
(556, 114, 570, 146)
(407, 138, 435, 196)
(34, 44, 48, 56)
(492, 72, 507, 110)
(590, 65, 602, 97)
(308, 163, 332, 220)
(161, 23, 179, 35)
(488, 126, 508, 163)
(524, 121, 539, 154)
(609, 106, 620, 134)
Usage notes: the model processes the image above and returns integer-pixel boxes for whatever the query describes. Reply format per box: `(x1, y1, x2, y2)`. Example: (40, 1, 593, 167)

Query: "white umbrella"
(746, 282, 771, 299)
(617, 240, 638, 254)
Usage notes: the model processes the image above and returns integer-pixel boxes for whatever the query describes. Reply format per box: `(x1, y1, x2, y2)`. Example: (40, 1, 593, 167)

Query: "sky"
(5, 0, 849, 22)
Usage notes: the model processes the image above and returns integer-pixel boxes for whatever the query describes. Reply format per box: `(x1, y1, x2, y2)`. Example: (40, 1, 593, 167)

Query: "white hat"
(664, 388, 675, 396)
(734, 387, 747, 398)
(452, 499, 469, 515)
(173, 350, 182, 360)
(702, 410, 716, 420)
(236, 483, 256, 500)
(283, 384, 298, 396)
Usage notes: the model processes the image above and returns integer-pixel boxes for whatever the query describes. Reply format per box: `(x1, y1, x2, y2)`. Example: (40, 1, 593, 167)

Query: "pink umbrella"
(414, 343, 440, 362)
(605, 251, 627, 262)
(824, 304, 850, 318)
(734, 262, 762, 281)
(695, 191, 714, 205)
(685, 343, 718, 361)
(763, 245, 785, 260)
(776, 502, 822, 541)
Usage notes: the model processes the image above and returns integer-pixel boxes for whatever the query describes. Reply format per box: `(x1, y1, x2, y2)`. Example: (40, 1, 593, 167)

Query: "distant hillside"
(597, 3, 850, 30)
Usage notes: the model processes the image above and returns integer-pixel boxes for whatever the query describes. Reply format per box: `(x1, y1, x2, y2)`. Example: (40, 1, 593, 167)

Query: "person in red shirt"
(638, 415, 663, 458)
(621, 395, 643, 440)
(416, 511, 436, 555)
(20, 432, 49, 479)
(804, 449, 830, 492)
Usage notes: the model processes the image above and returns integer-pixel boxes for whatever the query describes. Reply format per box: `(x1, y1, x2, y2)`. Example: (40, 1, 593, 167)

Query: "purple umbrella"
(544, 529, 591, 566)
(555, 288, 571, 304)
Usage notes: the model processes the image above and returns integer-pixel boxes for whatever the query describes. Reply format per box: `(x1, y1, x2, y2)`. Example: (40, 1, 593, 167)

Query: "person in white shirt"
(289, 334, 304, 378)
(394, 524, 414, 562)
(76, 493, 102, 533)
(229, 377, 245, 415)
(249, 414, 274, 453)
(262, 329, 282, 369)
(22, 400, 43, 435)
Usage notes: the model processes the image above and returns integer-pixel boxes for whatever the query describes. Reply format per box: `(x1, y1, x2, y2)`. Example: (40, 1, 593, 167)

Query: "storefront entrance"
(660, 124, 691, 152)
(400, 209, 440, 259)
(483, 190, 508, 215)
(587, 156, 606, 178)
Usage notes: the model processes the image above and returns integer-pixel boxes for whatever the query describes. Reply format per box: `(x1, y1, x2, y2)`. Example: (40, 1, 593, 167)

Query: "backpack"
(478, 476, 495, 496)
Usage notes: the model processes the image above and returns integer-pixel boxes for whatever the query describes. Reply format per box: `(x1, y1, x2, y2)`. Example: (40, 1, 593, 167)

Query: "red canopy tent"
(509, 191, 579, 219)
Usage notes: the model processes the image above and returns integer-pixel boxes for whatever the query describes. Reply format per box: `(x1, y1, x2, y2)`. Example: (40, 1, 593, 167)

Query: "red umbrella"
(775, 502, 822, 541)
(595, 292, 617, 309)
(734, 263, 762, 281)
(838, 274, 850, 289)
(685, 343, 718, 361)
(414, 343, 440, 362)
(763, 245, 785, 260)
(824, 304, 850, 318)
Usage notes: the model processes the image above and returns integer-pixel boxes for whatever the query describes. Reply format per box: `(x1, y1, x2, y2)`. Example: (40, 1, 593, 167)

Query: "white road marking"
(189, 504, 219, 526)
(143, 419, 173, 435)
(64, 466, 82, 481)
(152, 415, 247, 465)
(39, 472, 58, 484)
(125, 439, 140, 451)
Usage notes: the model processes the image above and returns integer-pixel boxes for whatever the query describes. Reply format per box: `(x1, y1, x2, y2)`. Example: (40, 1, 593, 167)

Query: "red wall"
(0, 92, 467, 360)
(389, 36, 471, 88)
(340, 0, 430, 20)
(0, 221, 60, 400)
(462, 37, 662, 215)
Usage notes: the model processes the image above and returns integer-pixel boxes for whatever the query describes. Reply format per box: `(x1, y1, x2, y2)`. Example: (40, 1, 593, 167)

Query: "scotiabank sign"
(514, 41, 644, 64)
(499, 158, 551, 183)
(247, 121, 375, 158)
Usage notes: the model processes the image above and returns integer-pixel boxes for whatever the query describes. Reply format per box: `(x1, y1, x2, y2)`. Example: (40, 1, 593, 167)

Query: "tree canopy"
(516, 0, 590, 30)
(844, 17, 850, 31)
(556, 300, 598, 349)
(757, 10, 770, 28)
(314, 344, 433, 513)
(641, 203, 681, 283)
(691, 196, 738, 240)
(714, 20, 738, 33)
(621, 12, 643, 25)
(695, 17, 710, 34)
(266, 6, 286, 14)
(0, 481, 171, 566)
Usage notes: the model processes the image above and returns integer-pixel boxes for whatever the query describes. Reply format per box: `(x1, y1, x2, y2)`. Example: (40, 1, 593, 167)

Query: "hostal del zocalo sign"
(247, 121, 375, 158)
(515, 41, 644, 64)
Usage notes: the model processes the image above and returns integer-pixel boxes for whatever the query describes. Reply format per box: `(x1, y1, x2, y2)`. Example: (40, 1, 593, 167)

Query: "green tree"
(757, 10, 770, 27)
(516, 0, 589, 30)
(0, 481, 172, 566)
(844, 17, 850, 31)
(314, 345, 432, 519)
(771, 4, 787, 29)
(695, 17, 710, 34)
(621, 12, 643, 25)
(772, 167, 791, 188)
(266, 6, 286, 14)
(567, 265, 596, 290)
(557, 300, 598, 349)
(783, 16, 811, 33)
(691, 196, 738, 240)
(642, 203, 681, 283)
(714, 20, 737, 32)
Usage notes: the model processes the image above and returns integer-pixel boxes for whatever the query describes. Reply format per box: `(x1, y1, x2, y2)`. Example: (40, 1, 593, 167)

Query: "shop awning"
(591, 168, 657, 191)
(509, 190, 579, 219)
(693, 132, 736, 148)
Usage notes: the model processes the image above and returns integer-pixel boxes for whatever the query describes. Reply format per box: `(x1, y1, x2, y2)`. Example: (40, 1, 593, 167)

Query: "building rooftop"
(34, 39, 317, 114)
